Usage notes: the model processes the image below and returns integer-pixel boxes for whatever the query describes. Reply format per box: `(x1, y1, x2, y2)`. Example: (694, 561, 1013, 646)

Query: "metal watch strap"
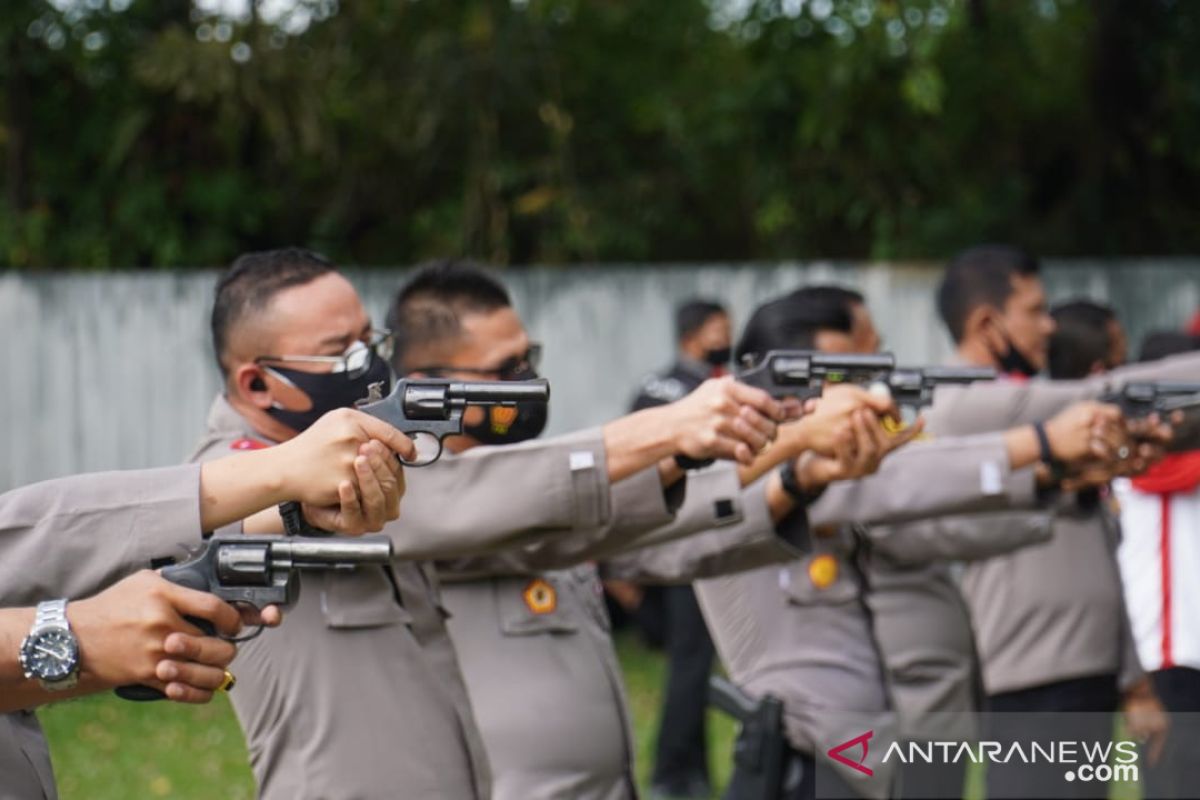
(31, 599, 78, 691)
(279, 501, 332, 537)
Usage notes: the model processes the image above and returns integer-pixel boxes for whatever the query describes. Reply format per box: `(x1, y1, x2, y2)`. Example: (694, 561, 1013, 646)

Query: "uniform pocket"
(319, 567, 413, 629)
(495, 574, 580, 636)
(778, 553, 860, 606)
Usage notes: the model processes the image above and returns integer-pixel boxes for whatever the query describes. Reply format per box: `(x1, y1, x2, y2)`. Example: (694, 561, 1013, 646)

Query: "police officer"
(630, 298, 733, 800)
(602, 291, 1129, 800)
(857, 247, 1199, 799)
(0, 408, 412, 799)
(193, 250, 783, 800)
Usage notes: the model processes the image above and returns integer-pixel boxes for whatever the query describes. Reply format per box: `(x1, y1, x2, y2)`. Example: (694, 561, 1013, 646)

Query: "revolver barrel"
(272, 536, 394, 565)
(447, 379, 551, 405)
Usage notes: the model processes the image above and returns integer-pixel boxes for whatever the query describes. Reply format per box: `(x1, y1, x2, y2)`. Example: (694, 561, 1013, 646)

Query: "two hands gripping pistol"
(116, 536, 393, 701)
(1104, 381, 1200, 452)
(121, 377, 551, 700)
(356, 377, 552, 466)
(277, 376, 553, 535)
(736, 350, 995, 418)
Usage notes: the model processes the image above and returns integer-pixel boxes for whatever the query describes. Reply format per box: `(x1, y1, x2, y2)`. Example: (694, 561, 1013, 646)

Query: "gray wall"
(2, 261, 1197, 490)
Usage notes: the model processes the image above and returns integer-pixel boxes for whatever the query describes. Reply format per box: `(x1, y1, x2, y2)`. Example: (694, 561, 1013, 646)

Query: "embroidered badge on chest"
(807, 554, 839, 589)
(523, 578, 558, 615)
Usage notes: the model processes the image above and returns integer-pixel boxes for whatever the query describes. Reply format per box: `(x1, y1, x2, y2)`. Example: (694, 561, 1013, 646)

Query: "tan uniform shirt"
(868, 350, 1200, 738)
(191, 395, 647, 800)
(624, 433, 1038, 800)
(437, 463, 750, 800)
(0, 465, 205, 800)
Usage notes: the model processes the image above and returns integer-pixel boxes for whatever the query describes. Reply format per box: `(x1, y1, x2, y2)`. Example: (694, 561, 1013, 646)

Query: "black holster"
(709, 676, 802, 800)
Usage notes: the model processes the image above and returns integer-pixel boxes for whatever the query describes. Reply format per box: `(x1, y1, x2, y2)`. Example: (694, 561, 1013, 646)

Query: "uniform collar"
(206, 393, 279, 445)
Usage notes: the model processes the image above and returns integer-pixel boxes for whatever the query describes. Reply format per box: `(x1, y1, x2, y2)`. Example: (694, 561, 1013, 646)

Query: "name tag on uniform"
(569, 451, 595, 471)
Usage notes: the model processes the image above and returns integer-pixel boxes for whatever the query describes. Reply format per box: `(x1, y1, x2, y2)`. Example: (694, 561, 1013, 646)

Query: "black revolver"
(116, 535, 393, 702)
(356, 377, 551, 466)
(883, 366, 997, 411)
(736, 350, 896, 402)
(1103, 382, 1200, 419)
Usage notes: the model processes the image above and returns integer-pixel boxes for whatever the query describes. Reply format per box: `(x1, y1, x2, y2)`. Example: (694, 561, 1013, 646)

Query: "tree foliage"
(2, 0, 1199, 268)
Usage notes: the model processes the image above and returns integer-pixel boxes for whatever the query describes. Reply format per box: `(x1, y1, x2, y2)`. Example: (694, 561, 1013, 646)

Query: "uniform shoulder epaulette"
(230, 437, 270, 451)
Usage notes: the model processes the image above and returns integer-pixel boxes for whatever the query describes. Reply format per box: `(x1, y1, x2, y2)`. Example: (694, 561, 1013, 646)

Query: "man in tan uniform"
(0, 409, 414, 799)
(381, 262, 927, 800)
(195, 249, 784, 800)
(602, 291, 1137, 800)
(849, 249, 1197, 798)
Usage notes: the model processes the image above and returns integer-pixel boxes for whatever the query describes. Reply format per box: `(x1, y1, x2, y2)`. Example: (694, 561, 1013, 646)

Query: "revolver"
(1103, 382, 1200, 419)
(116, 534, 393, 702)
(736, 351, 896, 402)
(883, 366, 997, 411)
(356, 377, 551, 466)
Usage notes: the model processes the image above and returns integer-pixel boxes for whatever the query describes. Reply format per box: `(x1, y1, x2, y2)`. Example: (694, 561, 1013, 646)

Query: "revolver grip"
(115, 558, 217, 702)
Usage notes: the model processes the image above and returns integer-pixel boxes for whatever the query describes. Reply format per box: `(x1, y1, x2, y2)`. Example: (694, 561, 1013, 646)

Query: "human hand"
(1122, 678, 1169, 767)
(792, 409, 924, 490)
(273, 408, 414, 512)
(69, 571, 272, 704)
(789, 384, 900, 458)
(301, 440, 405, 535)
(667, 377, 784, 465)
(1043, 402, 1125, 463)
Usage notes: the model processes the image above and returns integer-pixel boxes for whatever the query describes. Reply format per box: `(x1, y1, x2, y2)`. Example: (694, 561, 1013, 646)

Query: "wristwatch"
(18, 599, 80, 691)
(779, 460, 826, 505)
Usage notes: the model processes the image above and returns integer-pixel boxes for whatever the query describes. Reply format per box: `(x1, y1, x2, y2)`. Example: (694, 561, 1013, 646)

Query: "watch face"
(20, 628, 79, 681)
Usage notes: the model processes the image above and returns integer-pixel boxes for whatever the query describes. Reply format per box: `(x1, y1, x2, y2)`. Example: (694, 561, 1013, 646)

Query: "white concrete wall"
(2, 260, 1197, 489)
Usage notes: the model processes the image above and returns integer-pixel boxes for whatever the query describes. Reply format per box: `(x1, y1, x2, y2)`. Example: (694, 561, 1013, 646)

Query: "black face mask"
(703, 347, 732, 368)
(264, 350, 392, 433)
(992, 332, 1040, 379)
(462, 367, 549, 445)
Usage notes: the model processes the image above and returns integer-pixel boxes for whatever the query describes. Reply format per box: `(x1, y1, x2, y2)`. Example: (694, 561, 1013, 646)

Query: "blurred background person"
(1047, 299, 1127, 378)
(624, 298, 732, 800)
(1115, 329, 1200, 799)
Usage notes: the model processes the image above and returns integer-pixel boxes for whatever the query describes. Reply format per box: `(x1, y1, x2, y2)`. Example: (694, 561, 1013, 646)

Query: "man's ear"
(233, 364, 275, 410)
(965, 305, 1005, 352)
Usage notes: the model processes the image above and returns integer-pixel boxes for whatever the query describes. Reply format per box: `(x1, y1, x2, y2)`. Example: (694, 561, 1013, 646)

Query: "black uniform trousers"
(652, 584, 716, 794)
(985, 673, 1120, 800)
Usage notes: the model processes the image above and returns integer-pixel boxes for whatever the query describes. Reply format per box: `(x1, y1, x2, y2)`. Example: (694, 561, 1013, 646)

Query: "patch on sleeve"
(230, 437, 270, 451)
(569, 450, 596, 471)
(979, 460, 1003, 495)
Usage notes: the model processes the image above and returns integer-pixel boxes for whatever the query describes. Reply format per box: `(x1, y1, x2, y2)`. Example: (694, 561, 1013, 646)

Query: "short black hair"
(1047, 300, 1116, 379)
(792, 285, 864, 309)
(211, 247, 336, 375)
(937, 245, 1041, 343)
(1138, 331, 1200, 362)
(676, 300, 727, 343)
(735, 292, 854, 364)
(386, 259, 512, 372)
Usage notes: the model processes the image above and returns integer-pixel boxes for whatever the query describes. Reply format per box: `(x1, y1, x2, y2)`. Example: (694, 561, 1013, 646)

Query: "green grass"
(35, 633, 1144, 799)
(39, 629, 733, 799)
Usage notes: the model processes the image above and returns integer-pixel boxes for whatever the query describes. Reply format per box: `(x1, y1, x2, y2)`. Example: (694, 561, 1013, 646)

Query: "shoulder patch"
(639, 375, 688, 404)
(230, 437, 270, 451)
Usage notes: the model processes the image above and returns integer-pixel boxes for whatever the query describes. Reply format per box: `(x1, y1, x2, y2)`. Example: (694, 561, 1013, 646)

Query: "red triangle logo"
(827, 730, 875, 777)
